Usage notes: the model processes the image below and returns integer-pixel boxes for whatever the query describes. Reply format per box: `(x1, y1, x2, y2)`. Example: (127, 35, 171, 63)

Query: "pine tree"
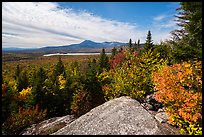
(171, 2, 202, 61)
(62, 72, 74, 114)
(32, 67, 47, 108)
(111, 47, 117, 59)
(134, 41, 137, 51)
(144, 30, 154, 51)
(99, 48, 110, 73)
(137, 39, 140, 50)
(14, 65, 20, 80)
(52, 57, 66, 82)
(85, 59, 105, 108)
(119, 47, 123, 52)
(16, 70, 29, 92)
(129, 38, 132, 48)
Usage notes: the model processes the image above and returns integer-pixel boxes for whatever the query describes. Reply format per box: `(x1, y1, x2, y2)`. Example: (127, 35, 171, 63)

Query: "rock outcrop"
(155, 112, 169, 123)
(52, 96, 175, 135)
(20, 115, 75, 135)
(21, 96, 181, 135)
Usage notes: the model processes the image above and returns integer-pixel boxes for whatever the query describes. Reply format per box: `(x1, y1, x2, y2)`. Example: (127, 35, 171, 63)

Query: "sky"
(2, 2, 181, 48)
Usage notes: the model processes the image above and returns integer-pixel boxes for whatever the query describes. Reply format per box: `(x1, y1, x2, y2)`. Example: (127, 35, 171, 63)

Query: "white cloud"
(153, 15, 166, 21)
(2, 2, 177, 48)
(152, 13, 179, 31)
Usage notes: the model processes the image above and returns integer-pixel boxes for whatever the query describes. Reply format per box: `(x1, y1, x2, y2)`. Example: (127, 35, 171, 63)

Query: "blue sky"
(2, 2, 181, 48)
(58, 2, 179, 26)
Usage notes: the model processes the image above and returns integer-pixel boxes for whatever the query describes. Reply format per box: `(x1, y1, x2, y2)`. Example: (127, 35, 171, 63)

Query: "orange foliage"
(2, 104, 47, 135)
(153, 60, 202, 135)
(2, 84, 7, 95)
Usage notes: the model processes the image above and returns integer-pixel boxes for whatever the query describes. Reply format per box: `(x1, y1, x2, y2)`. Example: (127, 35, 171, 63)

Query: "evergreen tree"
(171, 2, 202, 61)
(45, 78, 62, 117)
(134, 41, 137, 51)
(98, 48, 110, 73)
(144, 30, 154, 51)
(90, 59, 98, 75)
(14, 65, 20, 80)
(31, 69, 37, 86)
(16, 70, 29, 92)
(2, 84, 18, 124)
(62, 71, 75, 114)
(129, 38, 132, 48)
(111, 47, 117, 59)
(32, 67, 47, 108)
(52, 57, 66, 82)
(137, 39, 140, 50)
(119, 47, 123, 52)
(85, 59, 105, 108)
(46, 58, 68, 117)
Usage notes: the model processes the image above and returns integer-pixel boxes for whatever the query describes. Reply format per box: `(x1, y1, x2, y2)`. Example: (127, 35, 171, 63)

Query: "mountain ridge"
(2, 40, 128, 53)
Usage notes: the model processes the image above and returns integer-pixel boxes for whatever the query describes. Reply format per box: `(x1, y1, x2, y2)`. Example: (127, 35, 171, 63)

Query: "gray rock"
(141, 103, 154, 110)
(52, 96, 170, 135)
(144, 93, 162, 111)
(146, 94, 154, 103)
(155, 112, 169, 123)
(158, 108, 165, 112)
(20, 115, 75, 135)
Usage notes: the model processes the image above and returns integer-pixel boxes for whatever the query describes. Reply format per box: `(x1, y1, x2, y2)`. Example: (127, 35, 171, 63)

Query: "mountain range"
(2, 40, 128, 54)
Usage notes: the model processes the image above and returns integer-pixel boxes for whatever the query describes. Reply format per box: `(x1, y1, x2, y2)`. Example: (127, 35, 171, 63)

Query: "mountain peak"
(80, 40, 96, 44)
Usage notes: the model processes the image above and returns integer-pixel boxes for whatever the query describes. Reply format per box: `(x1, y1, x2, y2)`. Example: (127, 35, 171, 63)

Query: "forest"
(2, 2, 202, 135)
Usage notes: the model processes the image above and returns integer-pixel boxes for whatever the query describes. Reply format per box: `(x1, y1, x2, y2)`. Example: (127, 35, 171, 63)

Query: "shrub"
(2, 84, 19, 124)
(2, 104, 47, 135)
(18, 87, 32, 101)
(58, 74, 66, 90)
(71, 87, 93, 117)
(98, 49, 166, 101)
(152, 60, 202, 135)
(109, 50, 125, 69)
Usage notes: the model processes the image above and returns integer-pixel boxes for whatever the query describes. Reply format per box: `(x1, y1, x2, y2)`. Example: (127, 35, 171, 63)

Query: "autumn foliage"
(99, 50, 166, 101)
(153, 60, 202, 135)
(109, 51, 125, 69)
(71, 88, 92, 117)
(2, 104, 47, 135)
(18, 87, 32, 101)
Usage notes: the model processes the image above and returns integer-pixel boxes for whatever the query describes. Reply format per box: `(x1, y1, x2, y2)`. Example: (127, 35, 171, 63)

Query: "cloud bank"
(2, 2, 178, 48)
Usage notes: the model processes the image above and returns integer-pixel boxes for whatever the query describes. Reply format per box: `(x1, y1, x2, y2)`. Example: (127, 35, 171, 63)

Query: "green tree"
(14, 65, 20, 80)
(43, 77, 62, 117)
(52, 57, 66, 82)
(119, 47, 123, 52)
(111, 47, 117, 59)
(171, 2, 202, 62)
(32, 67, 47, 108)
(2, 84, 18, 124)
(16, 70, 29, 92)
(154, 43, 173, 65)
(128, 38, 132, 48)
(62, 72, 75, 114)
(144, 30, 154, 51)
(133, 41, 137, 51)
(98, 48, 110, 73)
(85, 59, 105, 107)
(137, 39, 140, 50)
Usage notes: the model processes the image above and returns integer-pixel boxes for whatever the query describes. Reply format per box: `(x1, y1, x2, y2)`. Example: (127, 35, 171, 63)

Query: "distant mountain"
(40, 40, 126, 51)
(3, 40, 144, 54)
(2, 47, 30, 52)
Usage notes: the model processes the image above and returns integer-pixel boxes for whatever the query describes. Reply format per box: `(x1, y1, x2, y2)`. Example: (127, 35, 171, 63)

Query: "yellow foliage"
(98, 49, 166, 101)
(18, 87, 32, 101)
(58, 75, 66, 90)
